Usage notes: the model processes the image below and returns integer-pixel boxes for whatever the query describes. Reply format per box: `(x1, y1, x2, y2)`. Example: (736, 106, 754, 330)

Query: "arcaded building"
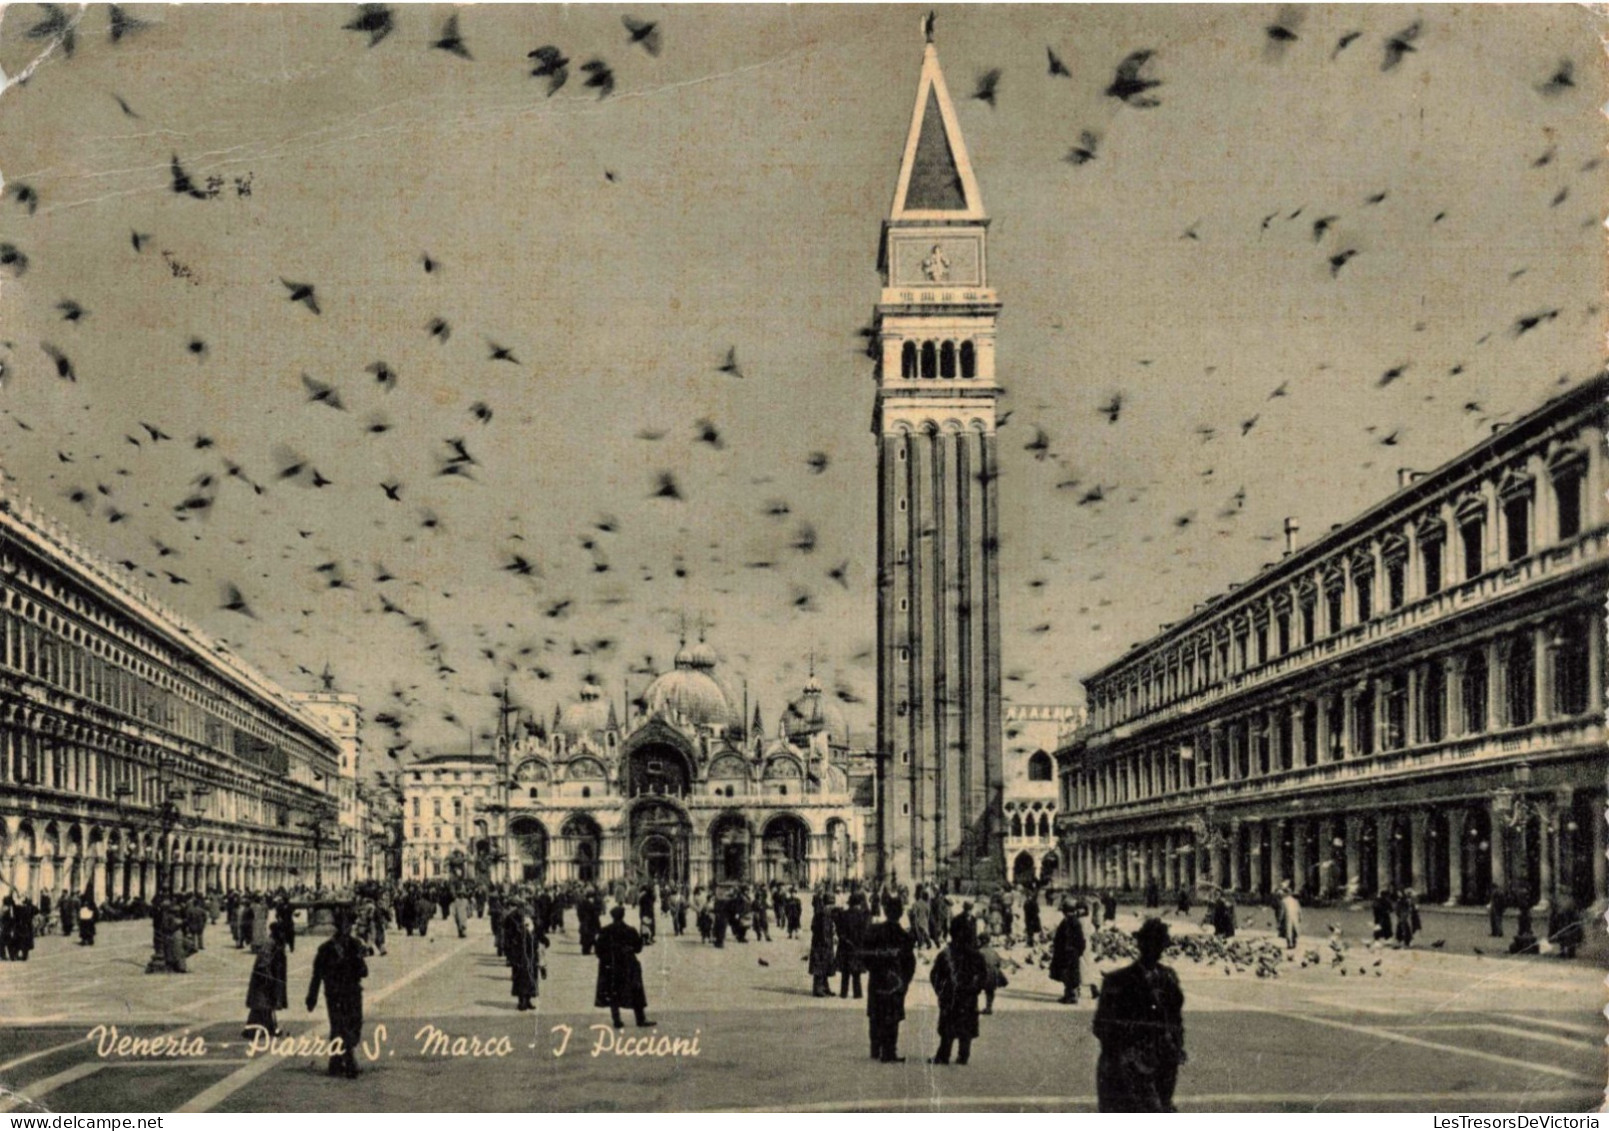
(1002, 704, 1082, 886)
(1055, 374, 1607, 911)
(0, 487, 346, 901)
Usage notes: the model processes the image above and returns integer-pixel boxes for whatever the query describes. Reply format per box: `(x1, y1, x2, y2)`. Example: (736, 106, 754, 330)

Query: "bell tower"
(871, 28, 1003, 890)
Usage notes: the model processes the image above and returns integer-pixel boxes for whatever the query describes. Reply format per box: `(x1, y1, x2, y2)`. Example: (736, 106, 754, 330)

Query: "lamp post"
(1186, 806, 1228, 892)
(1491, 761, 1551, 909)
(298, 807, 337, 894)
(115, 745, 211, 974)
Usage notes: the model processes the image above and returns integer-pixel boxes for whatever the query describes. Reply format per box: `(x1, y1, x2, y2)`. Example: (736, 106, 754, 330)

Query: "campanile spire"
(870, 35, 1004, 890)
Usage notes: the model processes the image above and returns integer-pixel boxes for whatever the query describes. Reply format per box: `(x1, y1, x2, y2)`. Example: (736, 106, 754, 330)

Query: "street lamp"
(114, 747, 211, 974)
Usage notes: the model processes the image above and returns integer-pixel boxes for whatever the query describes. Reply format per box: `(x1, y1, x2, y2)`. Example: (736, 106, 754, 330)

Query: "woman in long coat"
(808, 896, 837, 997)
(244, 922, 288, 1037)
(509, 903, 546, 1011)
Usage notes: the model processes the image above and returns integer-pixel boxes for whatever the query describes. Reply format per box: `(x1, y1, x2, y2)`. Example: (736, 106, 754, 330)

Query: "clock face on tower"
(889, 235, 982, 288)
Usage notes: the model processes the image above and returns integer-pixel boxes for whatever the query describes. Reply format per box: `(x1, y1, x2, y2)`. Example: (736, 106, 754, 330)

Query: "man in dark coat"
(509, 902, 547, 1011)
(594, 905, 654, 1029)
(808, 896, 837, 997)
(1050, 901, 1088, 1003)
(637, 885, 657, 944)
(306, 913, 369, 1079)
(1022, 888, 1042, 945)
(861, 897, 916, 1063)
(274, 900, 295, 954)
(577, 890, 601, 957)
(414, 890, 436, 938)
(929, 915, 988, 1065)
(1093, 918, 1186, 1112)
(785, 889, 803, 939)
(836, 892, 870, 999)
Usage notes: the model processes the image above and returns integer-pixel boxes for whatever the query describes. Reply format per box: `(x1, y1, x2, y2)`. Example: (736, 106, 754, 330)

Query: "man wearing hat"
(860, 897, 916, 1063)
(594, 905, 654, 1029)
(306, 910, 369, 1079)
(1049, 899, 1088, 1004)
(1092, 918, 1185, 1112)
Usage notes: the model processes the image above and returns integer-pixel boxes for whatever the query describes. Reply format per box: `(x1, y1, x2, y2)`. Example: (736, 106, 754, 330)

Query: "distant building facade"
(290, 682, 370, 888)
(401, 641, 872, 889)
(0, 487, 344, 901)
(1003, 704, 1082, 887)
(1056, 375, 1607, 911)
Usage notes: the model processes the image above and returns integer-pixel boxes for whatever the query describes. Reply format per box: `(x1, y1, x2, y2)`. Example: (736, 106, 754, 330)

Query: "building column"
(1485, 638, 1506, 731)
(1588, 616, 1605, 715)
(1290, 703, 1307, 768)
(1534, 625, 1555, 723)
(1340, 688, 1357, 758)
(1292, 819, 1310, 897)
(1316, 694, 1333, 762)
(1317, 817, 1337, 898)
(1376, 813, 1393, 893)
(1409, 809, 1429, 894)
(1344, 815, 1363, 900)
(1445, 808, 1467, 905)
(1405, 666, 1422, 746)
(1534, 798, 1555, 911)
(1489, 800, 1508, 896)
(1444, 654, 1467, 738)
(1591, 795, 1607, 901)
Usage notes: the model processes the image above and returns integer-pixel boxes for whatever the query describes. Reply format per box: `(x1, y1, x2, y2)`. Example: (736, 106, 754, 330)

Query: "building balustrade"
(1075, 523, 1608, 750)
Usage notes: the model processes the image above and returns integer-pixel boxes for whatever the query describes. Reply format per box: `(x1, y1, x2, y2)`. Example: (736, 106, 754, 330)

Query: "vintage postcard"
(0, 3, 1602, 1115)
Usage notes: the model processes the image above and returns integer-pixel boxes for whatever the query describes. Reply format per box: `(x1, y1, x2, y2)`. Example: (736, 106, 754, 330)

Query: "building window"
(1276, 613, 1290, 655)
(1326, 589, 1344, 635)
(1027, 751, 1052, 781)
(1385, 559, 1406, 610)
(432, 798, 441, 818)
(1353, 685, 1374, 756)
(1462, 648, 1489, 733)
(899, 646, 910, 663)
(1300, 601, 1315, 645)
(1326, 697, 1344, 759)
(1506, 634, 1535, 725)
(1254, 625, 1268, 665)
(920, 341, 937, 379)
(899, 597, 908, 612)
(1460, 517, 1484, 580)
(960, 340, 976, 379)
(898, 497, 907, 513)
(1355, 573, 1373, 622)
(582, 786, 591, 798)
(412, 798, 420, 817)
(902, 802, 910, 815)
(1382, 672, 1408, 751)
(1554, 617, 1591, 715)
(1422, 539, 1443, 596)
(1554, 463, 1583, 540)
(940, 341, 956, 378)
(1503, 492, 1531, 561)
(901, 341, 917, 378)
(901, 750, 909, 764)
(452, 799, 462, 819)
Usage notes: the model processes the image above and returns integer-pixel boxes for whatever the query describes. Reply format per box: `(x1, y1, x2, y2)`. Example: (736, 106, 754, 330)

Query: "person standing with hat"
(306, 911, 369, 1079)
(594, 905, 655, 1030)
(1092, 918, 1186, 1112)
(1050, 900, 1088, 1004)
(861, 897, 916, 1063)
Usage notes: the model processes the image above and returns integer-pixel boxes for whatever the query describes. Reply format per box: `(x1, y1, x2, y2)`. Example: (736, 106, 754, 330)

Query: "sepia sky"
(0, 4, 1602, 761)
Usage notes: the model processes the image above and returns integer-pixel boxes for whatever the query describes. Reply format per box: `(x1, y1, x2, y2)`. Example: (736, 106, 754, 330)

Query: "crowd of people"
(0, 867, 1588, 1106)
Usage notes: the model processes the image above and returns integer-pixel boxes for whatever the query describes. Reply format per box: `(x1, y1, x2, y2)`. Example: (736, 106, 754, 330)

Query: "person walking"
(413, 890, 435, 939)
(1022, 888, 1042, 946)
(1277, 884, 1301, 950)
(1488, 888, 1507, 939)
(976, 930, 1004, 1016)
(752, 892, 771, 941)
(594, 905, 654, 1029)
(1372, 889, 1395, 942)
(861, 897, 916, 1063)
(1093, 918, 1186, 1112)
(305, 912, 369, 1079)
(1394, 888, 1421, 948)
(244, 921, 288, 1038)
(785, 889, 803, 940)
(808, 895, 837, 997)
(1050, 900, 1088, 1004)
(929, 917, 988, 1065)
(451, 889, 470, 939)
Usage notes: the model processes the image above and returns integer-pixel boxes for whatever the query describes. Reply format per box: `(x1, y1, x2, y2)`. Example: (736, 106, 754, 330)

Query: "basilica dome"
(782, 674, 850, 747)
(643, 642, 739, 729)
(557, 681, 613, 739)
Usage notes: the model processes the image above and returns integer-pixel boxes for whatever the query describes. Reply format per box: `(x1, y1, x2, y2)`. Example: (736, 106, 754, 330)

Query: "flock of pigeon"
(0, 6, 1595, 773)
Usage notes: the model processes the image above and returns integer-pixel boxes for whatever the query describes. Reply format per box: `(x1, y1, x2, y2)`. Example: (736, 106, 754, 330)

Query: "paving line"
(732, 1091, 1601, 1113)
(1188, 991, 1595, 1084)
(176, 933, 476, 1114)
(1395, 1024, 1592, 1050)
(0, 1063, 103, 1113)
(1492, 1012, 1605, 1038)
